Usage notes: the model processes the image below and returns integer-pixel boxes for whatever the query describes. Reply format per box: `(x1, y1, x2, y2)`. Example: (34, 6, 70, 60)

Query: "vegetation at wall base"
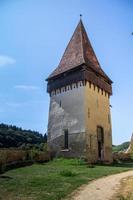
(112, 142, 130, 153)
(0, 158, 133, 200)
(0, 146, 50, 174)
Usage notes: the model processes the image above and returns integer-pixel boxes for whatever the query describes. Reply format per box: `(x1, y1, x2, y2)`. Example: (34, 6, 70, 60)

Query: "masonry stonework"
(84, 82, 112, 163)
(46, 19, 113, 163)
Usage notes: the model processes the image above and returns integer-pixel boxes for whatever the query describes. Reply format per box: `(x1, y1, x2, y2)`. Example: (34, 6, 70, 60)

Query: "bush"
(87, 164, 95, 168)
(113, 152, 133, 163)
(0, 150, 7, 173)
(118, 193, 133, 200)
(60, 170, 77, 177)
(78, 158, 86, 165)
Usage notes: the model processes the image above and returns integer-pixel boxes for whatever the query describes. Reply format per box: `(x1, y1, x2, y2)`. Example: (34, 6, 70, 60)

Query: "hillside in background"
(112, 142, 130, 152)
(0, 123, 130, 152)
(0, 123, 47, 148)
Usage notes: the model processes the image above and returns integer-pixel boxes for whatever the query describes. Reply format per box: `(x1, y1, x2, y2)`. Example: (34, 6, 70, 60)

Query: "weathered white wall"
(48, 84, 85, 142)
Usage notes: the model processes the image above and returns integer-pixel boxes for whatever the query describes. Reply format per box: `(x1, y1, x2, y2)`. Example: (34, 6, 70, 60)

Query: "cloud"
(0, 55, 16, 67)
(14, 85, 40, 91)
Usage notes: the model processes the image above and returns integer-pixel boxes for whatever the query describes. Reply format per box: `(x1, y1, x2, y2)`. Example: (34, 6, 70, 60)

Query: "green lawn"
(0, 158, 133, 200)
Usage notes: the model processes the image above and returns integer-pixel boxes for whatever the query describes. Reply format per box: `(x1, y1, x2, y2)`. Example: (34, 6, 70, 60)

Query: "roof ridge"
(79, 19, 86, 63)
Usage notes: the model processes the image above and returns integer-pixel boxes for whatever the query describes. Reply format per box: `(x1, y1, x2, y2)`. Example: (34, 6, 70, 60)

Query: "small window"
(64, 129, 68, 149)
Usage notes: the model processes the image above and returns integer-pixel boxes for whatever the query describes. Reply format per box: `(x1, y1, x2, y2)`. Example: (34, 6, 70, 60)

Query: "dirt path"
(70, 170, 133, 200)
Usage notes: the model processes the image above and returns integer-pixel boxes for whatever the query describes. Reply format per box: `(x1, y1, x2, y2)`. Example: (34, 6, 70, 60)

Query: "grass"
(118, 194, 133, 200)
(0, 158, 133, 200)
(115, 176, 133, 200)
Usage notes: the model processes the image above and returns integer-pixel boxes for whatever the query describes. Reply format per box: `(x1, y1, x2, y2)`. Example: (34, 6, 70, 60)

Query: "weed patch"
(60, 170, 77, 177)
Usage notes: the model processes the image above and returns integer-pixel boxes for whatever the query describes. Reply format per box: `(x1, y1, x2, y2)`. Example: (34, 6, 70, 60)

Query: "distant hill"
(112, 142, 130, 152)
(0, 123, 47, 148)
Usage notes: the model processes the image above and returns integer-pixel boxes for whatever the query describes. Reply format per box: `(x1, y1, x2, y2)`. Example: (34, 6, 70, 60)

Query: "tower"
(46, 19, 113, 163)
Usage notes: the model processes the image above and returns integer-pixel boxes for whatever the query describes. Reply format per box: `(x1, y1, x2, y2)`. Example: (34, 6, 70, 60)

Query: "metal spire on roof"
(80, 14, 82, 20)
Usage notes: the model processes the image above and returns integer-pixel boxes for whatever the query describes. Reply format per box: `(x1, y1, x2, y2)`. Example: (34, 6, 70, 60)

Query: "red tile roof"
(48, 20, 112, 82)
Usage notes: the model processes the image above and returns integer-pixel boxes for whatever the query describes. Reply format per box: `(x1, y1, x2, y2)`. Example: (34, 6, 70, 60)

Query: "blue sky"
(0, 0, 133, 144)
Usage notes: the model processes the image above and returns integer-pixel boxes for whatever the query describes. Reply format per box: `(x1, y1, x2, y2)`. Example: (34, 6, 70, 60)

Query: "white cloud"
(14, 85, 40, 91)
(0, 55, 16, 67)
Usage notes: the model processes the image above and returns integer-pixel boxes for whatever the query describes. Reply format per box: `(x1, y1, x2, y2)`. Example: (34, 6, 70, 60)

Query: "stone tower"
(126, 133, 133, 154)
(46, 19, 113, 163)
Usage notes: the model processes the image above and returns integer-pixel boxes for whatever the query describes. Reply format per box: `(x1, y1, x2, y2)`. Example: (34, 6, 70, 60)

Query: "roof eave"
(46, 63, 86, 81)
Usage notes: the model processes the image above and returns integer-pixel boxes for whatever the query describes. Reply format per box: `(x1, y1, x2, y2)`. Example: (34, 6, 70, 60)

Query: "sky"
(0, 0, 133, 144)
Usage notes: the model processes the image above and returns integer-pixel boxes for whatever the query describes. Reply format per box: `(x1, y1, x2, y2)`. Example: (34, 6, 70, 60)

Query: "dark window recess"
(98, 141, 102, 158)
(64, 130, 68, 149)
(97, 127, 104, 143)
(97, 126, 104, 159)
(59, 101, 61, 107)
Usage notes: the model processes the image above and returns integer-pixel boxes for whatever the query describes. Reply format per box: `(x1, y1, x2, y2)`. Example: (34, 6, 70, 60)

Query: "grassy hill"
(112, 142, 130, 152)
(0, 123, 47, 148)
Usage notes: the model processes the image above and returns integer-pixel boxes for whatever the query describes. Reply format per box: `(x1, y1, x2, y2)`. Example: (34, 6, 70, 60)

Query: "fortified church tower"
(46, 19, 113, 163)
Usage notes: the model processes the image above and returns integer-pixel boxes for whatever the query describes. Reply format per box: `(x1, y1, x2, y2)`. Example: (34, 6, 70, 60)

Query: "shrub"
(113, 152, 132, 163)
(78, 157, 86, 165)
(118, 193, 133, 200)
(87, 164, 95, 168)
(60, 170, 77, 177)
(0, 151, 7, 173)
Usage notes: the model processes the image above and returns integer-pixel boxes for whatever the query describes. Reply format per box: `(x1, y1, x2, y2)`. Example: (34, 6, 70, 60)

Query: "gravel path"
(70, 170, 133, 200)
